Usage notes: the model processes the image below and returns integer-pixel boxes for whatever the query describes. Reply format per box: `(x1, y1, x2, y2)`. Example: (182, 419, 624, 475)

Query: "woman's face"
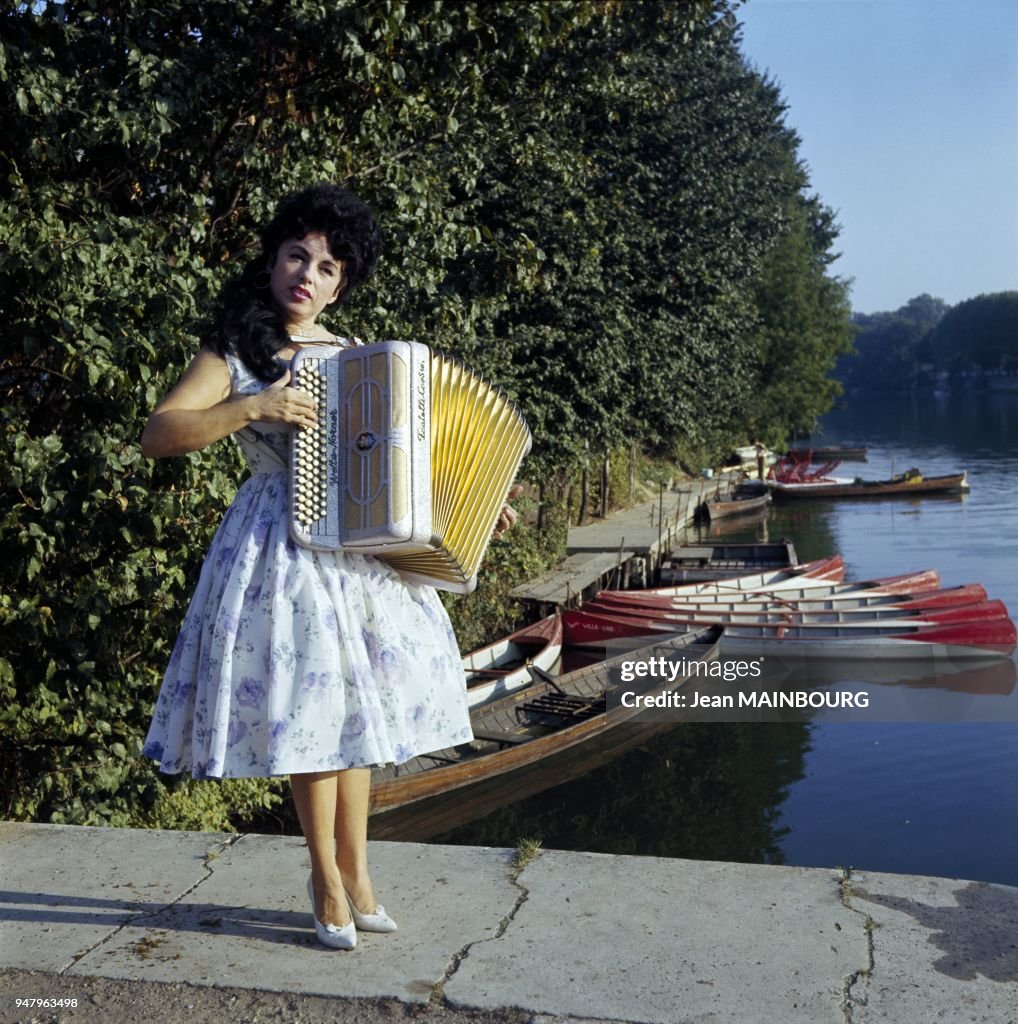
(268, 231, 346, 328)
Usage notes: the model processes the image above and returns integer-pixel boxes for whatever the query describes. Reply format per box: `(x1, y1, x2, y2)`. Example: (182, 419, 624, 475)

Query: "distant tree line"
(1, 0, 852, 829)
(838, 291, 1018, 391)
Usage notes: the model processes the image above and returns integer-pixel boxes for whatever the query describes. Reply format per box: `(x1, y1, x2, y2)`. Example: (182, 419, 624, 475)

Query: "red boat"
(589, 594, 1008, 627)
(768, 471, 969, 501)
(562, 603, 1016, 660)
(594, 581, 987, 615)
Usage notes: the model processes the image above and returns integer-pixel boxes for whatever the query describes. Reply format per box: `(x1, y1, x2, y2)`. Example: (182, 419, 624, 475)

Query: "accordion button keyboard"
(294, 357, 328, 529)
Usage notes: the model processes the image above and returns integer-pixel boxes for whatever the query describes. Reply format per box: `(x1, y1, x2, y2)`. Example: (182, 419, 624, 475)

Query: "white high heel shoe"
(306, 876, 357, 950)
(346, 890, 398, 933)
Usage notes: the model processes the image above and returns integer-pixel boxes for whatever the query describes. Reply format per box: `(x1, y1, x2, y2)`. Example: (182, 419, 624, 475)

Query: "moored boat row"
(369, 549, 1014, 838)
(562, 556, 1015, 660)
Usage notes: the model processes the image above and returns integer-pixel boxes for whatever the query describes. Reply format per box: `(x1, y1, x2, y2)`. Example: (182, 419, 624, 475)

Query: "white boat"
(463, 614, 563, 707)
(639, 559, 946, 605)
(646, 556, 845, 597)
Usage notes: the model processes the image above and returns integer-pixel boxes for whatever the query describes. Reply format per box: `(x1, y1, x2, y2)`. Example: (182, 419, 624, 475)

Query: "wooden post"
(579, 440, 589, 526)
(657, 482, 664, 582)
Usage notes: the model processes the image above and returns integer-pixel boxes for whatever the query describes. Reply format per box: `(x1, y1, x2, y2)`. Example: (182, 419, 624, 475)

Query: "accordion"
(288, 340, 531, 594)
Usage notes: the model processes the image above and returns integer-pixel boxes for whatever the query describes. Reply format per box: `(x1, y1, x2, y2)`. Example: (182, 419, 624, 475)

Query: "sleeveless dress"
(142, 347, 473, 779)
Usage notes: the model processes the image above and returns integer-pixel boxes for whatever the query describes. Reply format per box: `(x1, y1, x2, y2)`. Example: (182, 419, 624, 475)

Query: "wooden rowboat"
(643, 560, 947, 604)
(463, 613, 563, 707)
(768, 471, 969, 500)
(368, 626, 723, 840)
(659, 541, 795, 584)
(561, 604, 1016, 660)
(647, 555, 845, 597)
(698, 481, 771, 523)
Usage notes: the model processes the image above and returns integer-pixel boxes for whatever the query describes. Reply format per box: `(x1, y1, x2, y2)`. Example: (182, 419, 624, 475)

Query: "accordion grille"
(338, 348, 413, 534)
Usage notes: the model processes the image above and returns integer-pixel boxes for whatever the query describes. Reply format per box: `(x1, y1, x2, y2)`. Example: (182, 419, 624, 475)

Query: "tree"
(1, 0, 628, 826)
(743, 198, 855, 444)
(838, 294, 949, 391)
(926, 292, 1018, 374)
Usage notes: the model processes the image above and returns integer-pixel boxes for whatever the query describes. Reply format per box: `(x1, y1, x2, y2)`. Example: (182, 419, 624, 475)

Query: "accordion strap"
(236, 426, 287, 472)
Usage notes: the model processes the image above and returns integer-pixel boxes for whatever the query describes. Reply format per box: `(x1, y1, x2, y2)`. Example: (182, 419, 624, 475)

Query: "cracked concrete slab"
(0, 822, 232, 973)
(65, 834, 517, 1003)
(844, 870, 1018, 1024)
(445, 850, 865, 1024)
(4, 824, 1018, 1024)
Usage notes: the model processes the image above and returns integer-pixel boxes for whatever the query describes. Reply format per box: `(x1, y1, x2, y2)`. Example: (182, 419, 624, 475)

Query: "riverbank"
(2, 822, 1015, 1024)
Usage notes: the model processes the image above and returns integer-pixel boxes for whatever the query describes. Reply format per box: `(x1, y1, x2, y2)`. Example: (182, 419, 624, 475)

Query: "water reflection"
(431, 722, 811, 865)
(718, 392, 1018, 884)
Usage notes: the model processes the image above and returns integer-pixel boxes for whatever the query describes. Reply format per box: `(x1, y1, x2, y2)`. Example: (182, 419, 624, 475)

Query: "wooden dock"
(510, 474, 743, 613)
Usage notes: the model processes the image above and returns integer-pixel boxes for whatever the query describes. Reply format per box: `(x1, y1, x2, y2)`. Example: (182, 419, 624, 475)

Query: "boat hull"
(660, 541, 796, 584)
(769, 472, 969, 500)
(648, 556, 845, 597)
(696, 489, 770, 520)
(596, 583, 988, 614)
(589, 595, 1008, 626)
(639, 565, 940, 603)
(463, 613, 563, 707)
(562, 608, 1016, 659)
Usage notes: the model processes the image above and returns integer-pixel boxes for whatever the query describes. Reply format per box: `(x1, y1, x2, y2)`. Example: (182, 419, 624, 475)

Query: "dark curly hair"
(206, 184, 382, 381)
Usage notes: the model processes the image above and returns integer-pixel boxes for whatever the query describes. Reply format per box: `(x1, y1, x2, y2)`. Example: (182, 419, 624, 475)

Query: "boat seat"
(517, 692, 604, 725)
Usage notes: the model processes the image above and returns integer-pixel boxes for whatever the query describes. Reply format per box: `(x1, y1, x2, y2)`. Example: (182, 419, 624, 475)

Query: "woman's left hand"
(492, 485, 524, 540)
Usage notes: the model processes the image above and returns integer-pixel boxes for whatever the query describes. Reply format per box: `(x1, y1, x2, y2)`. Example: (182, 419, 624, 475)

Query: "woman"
(141, 184, 516, 949)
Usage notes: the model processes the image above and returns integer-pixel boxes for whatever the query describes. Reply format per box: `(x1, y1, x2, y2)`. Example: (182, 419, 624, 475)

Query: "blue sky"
(736, 0, 1018, 314)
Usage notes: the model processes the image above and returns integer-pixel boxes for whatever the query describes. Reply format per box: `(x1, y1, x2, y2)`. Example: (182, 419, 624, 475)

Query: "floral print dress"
(143, 349, 472, 779)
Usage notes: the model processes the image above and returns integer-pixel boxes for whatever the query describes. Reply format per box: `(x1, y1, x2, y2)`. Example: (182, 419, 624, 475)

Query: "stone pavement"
(1, 822, 1016, 1023)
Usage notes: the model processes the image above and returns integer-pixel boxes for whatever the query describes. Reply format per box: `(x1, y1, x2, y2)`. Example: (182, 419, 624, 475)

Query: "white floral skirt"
(143, 471, 472, 779)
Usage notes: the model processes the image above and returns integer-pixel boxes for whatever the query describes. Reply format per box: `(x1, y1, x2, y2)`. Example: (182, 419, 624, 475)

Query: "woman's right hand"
(247, 370, 318, 429)
(142, 351, 318, 459)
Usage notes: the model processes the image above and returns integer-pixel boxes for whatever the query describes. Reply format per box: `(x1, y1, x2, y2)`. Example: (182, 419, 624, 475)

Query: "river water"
(438, 391, 1018, 886)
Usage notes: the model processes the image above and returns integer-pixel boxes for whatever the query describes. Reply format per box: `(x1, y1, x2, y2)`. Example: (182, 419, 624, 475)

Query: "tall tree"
(742, 196, 855, 444)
